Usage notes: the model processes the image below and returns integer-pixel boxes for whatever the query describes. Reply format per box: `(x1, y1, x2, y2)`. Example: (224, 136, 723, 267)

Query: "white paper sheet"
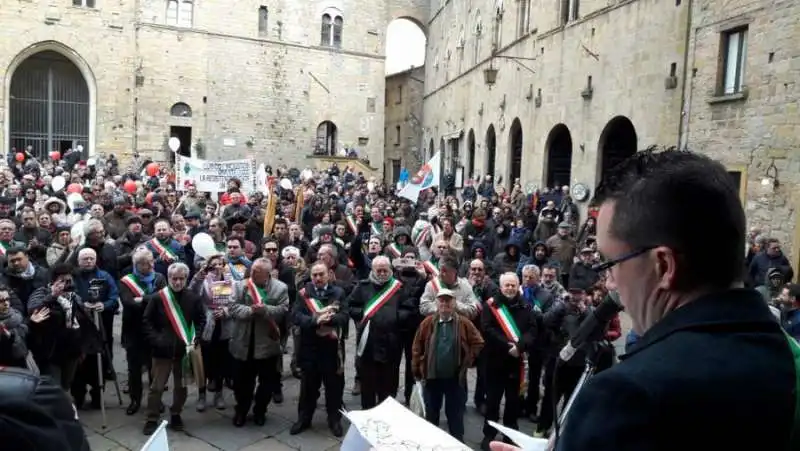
(343, 397, 470, 450)
(488, 421, 549, 451)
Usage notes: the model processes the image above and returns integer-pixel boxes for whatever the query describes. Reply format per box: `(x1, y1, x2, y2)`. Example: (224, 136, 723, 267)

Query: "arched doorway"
(485, 124, 496, 177)
(169, 102, 193, 158)
(315, 121, 337, 155)
(545, 124, 573, 188)
(385, 18, 426, 75)
(428, 138, 434, 160)
(9, 50, 90, 159)
(598, 116, 637, 180)
(509, 118, 523, 185)
(466, 129, 475, 178)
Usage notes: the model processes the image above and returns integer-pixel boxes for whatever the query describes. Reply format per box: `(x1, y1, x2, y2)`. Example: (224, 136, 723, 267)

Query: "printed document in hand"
(341, 397, 470, 450)
(488, 421, 549, 451)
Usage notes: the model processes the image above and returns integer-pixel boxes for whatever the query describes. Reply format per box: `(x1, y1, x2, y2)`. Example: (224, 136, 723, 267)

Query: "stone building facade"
(0, 0, 428, 168)
(682, 0, 800, 269)
(422, 0, 800, 264)
(423, 0, 687, 190)
(384, 66, 425, 183)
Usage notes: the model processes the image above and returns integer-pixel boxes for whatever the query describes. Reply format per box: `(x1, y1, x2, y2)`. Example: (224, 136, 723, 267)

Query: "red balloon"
(145, 192, 155, 204)
(49, 151, 61, 161)
(124, 180, 137, 194)
(66, 183, 83, 194)
(15, 153, 24, 162)
(146, 162, 160, 177)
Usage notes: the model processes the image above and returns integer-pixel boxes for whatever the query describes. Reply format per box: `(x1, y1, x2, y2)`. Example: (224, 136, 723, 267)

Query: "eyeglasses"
(592, 247, 655, 273)
(264, 248, 278, 253)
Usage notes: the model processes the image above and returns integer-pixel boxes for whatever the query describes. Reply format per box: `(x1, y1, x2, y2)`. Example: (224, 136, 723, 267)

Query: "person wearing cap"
(420, 253, 481, 319)
(46, 224, 73, 267)
(568, 247, 600, 291)
(411, 287, 484, 443)
(545, 221, 577, 287)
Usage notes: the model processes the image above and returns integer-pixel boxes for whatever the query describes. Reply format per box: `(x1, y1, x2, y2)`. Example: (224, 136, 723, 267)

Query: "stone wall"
(422, 0, 688, 193)
(1, 0, 430, 169)
(384, 66, 425, 181)
(683, 0, 800, 266)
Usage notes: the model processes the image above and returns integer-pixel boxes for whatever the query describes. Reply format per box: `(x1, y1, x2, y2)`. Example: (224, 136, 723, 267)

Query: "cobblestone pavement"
(80, 315, 631, 450)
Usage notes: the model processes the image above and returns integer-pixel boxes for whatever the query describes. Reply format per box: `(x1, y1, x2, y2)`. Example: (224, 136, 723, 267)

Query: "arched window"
(321, 9, 344, 48)
(170, 102, 192, 118)
(315, 121, 338, 155)
(166, 0, 193, 27)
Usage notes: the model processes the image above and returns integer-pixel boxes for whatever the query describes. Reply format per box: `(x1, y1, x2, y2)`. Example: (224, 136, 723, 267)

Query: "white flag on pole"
(398, 152, 441, 204)
(140, 420, 169, 451)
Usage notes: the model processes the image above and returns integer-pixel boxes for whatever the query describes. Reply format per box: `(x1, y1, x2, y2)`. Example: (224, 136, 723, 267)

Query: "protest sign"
(175, 156, 256, 193)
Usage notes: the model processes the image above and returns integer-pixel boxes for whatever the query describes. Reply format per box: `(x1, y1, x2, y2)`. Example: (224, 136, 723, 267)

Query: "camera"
(62, 278, 75, 292)
(88, 278, 106, 303)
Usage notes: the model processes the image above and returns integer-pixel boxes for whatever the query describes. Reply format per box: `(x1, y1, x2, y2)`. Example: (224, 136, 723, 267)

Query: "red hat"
(383, 217, 395, 227)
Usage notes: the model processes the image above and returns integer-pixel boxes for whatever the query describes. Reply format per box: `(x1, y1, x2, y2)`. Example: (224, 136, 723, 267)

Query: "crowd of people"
(0, 147, 796, 451)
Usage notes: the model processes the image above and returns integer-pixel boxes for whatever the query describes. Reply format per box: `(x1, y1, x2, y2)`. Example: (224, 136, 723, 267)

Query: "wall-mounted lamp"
(761, 158, 779, 188)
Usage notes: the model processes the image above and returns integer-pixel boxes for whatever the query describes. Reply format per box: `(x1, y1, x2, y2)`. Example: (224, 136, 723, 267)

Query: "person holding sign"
(227, 258, 289, 428)
(347, 256, 415, 410)
(141, 263, 206, 436)
(479, 272, 538, 451)
(290, 262, 349, 437)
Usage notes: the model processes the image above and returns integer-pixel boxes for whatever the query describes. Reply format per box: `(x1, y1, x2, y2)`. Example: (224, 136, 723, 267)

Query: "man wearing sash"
(422, 238, 450, 280)
(142, 262, 206, 435)
(119, 248, 166, 415)
(290, 262, 348, 437)
(146, 219, 186, 277)
(347, 256, 413, 409)
(382, 226, 412, 259)
(479, 272, 537, 451)
(420, 253, 481, 318)
(228, 258, 289, 427)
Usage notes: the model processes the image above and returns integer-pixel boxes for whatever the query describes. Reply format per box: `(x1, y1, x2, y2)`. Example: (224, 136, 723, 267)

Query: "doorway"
(170, 126, 192, 161)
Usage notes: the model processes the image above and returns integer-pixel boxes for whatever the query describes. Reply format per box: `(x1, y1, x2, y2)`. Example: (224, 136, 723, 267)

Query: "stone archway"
(545, 124, 573, 188)
(6, 42, 96, 158)
(485, 124, 497, 178)
(598, 116, 637, 180)
(509, 118, 523, 185)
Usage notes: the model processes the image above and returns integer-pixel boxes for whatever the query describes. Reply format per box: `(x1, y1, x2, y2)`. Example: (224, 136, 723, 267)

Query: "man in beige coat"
(228, 258, 289, 427)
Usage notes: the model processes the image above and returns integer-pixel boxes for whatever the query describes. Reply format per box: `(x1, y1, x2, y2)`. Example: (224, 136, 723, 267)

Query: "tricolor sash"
(150, 238, 178, 262)
(431, 278, 442, 293)
(121, 274, 146, 297)
(159, 287, 195, 347)
(0, 242, 8, 256)
(487, 298, 521, 343)
(370, 222, 382, 236)
(361, 278, 403, 324)
(246, 279, 280, 339)
(487, 297, 526, 394)
(386, 243, 402, 258)
(416, 226, 430, 247)
(299, 288, 325, 313)
(346, 215, 359, 234)
(422, 260, 440, 278)
(246, 279, 267, 306)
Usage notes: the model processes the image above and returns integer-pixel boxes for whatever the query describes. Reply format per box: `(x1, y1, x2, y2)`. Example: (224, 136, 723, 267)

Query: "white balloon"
(70, 220, 86, 244)
(168, 137, 181, 152)
(279, 178, 292, 190)
(51, 176, 66, 192)
(87, 158, 97, 166)
(191, 233, 218, 259)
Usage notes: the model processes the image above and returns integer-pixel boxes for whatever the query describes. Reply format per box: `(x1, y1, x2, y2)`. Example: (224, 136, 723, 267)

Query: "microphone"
(559, 294, 624, 362)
